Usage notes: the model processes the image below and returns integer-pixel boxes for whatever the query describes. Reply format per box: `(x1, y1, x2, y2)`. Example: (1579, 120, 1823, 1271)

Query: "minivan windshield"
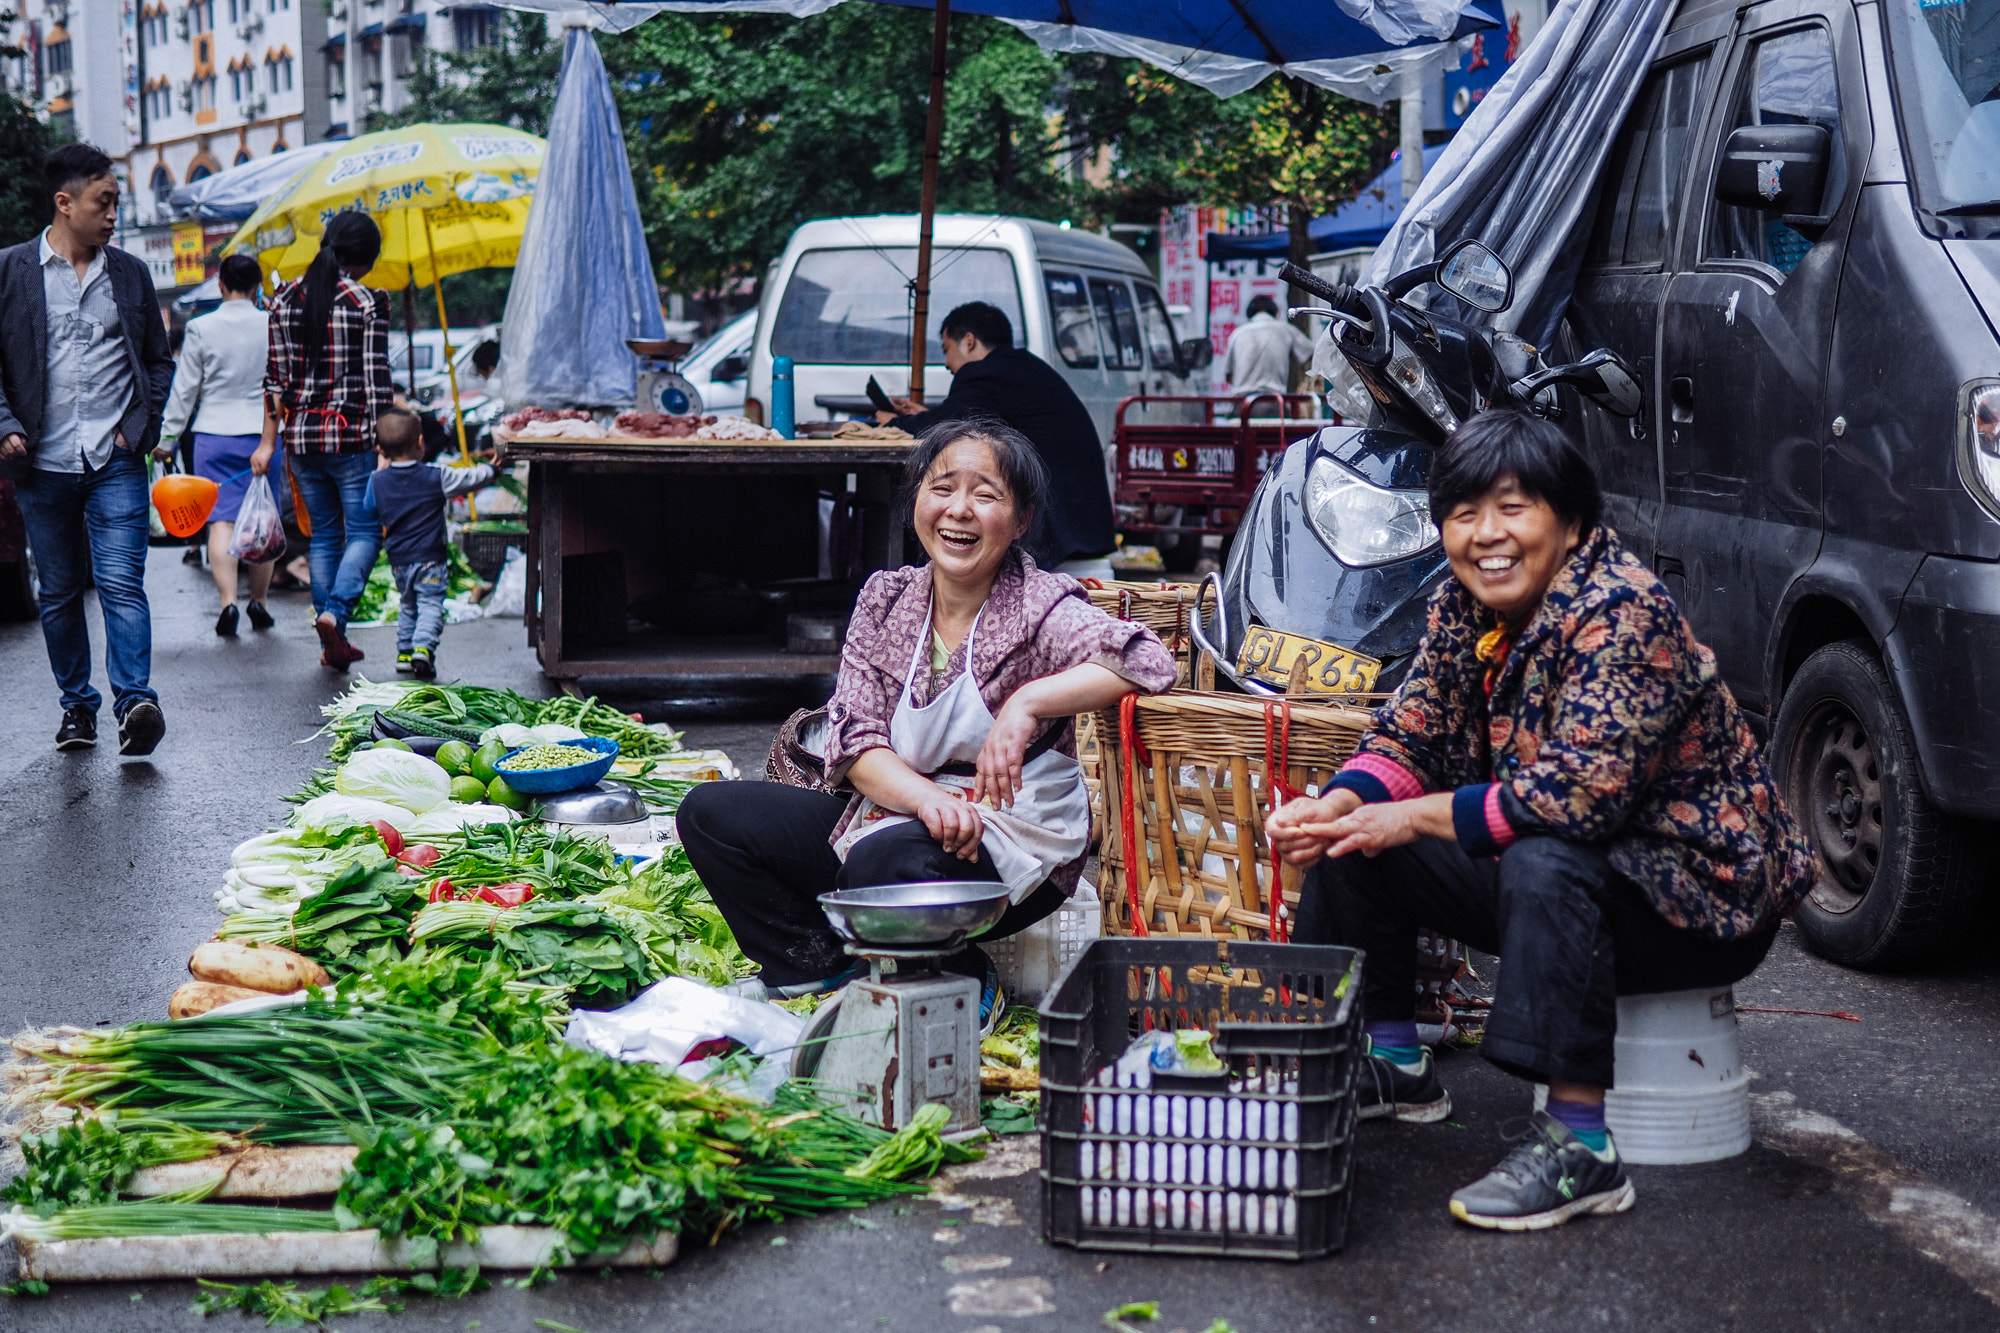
(1885, 0, 2000, 215)
(770, 247, 1024, 364)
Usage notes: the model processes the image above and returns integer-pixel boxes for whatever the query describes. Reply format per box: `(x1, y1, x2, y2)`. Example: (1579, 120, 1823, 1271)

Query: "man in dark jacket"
(880, 302, 1115, 571)
(0, 143, 176, 755)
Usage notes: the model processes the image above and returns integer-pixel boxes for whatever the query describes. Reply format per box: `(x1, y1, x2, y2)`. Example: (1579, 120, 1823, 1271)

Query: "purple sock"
(1365, 1019, 1421, 1053)
(1545, 1095, 1608, 1145)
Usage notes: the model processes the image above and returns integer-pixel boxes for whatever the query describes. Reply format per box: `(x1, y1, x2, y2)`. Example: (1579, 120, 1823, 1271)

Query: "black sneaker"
(215, 604, 239, 637)
(56, 706, 96, 751)
(1356, 1041, 1451, 1123)
(395, 651, 415, 675)
(1449, 1109, 1635, 1231)
(245, 600, 274, 631)
(117, 700, 166, 757)
(410, 647, 436, 680)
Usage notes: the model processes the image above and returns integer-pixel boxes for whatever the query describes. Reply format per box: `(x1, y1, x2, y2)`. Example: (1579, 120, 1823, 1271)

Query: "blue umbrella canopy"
(494, 23, 668, 409)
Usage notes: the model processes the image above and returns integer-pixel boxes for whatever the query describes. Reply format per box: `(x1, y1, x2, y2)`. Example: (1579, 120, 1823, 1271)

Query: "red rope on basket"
(1117, 691, 1150, 938)
(1263, 699, 1304, 943)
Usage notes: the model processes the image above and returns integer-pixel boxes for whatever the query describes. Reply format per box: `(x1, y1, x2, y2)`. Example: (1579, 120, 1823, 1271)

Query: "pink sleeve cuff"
(1484, 783, 1517, 851)
(1342, 752, 1424, 802)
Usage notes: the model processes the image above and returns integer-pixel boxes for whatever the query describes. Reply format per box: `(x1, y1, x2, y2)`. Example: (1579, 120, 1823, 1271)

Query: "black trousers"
(1294, 835, 1778, 1088)
(677, 781, 1067, 988)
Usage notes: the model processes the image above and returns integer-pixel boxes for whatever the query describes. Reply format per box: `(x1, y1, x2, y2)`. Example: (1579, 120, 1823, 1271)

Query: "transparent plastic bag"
(227, 473, 287, 563)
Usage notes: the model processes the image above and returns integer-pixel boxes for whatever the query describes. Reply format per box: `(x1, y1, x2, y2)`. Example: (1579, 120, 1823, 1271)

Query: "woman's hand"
(249, 440, 275, 477)
(975, 695, 1038, 808)
(1268, 790, 1363, 865)
(1316, 801, 1427, 859)
(917, 789, 986, 860)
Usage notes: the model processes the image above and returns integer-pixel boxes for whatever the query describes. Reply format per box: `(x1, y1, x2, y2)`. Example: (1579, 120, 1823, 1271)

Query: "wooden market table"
(501, 432, 913, 682)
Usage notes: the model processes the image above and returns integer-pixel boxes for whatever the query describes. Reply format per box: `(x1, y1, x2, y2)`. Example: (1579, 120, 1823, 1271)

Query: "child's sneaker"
(410, 647, 436, 680)
(395, 652, 414, 675)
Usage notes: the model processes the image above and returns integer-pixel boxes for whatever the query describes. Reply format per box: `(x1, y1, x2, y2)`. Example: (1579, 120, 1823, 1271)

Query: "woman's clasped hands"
(1267, 788, 1451, 865)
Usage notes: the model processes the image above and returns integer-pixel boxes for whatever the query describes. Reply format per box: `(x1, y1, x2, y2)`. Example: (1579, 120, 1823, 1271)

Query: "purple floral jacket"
(1329, 527, 1813, 940)
(823, 549, 1178, 889)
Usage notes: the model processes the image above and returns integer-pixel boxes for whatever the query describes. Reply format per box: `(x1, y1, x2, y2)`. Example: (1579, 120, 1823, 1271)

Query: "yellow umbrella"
(224, 123, 546, 459)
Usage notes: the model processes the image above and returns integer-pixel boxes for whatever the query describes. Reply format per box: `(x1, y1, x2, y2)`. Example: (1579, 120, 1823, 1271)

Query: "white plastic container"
(986, 883, 1101, 1003)
(1534, 986, 1751, 1165)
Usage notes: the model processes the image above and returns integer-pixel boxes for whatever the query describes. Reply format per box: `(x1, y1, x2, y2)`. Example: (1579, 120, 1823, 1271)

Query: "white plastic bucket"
(1602, 986, 1751, 1164)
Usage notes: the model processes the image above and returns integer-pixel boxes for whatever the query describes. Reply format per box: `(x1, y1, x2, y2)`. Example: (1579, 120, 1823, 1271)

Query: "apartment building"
(4, 0, 507, 295)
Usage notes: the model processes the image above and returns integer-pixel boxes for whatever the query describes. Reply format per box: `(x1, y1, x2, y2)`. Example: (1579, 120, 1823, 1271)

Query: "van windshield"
(770, 247, 1024, 364)
(1885, 0, 2000, 215)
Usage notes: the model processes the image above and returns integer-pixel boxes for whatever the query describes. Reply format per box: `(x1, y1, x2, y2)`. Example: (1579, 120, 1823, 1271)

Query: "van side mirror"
(1715, 123, 1834, 234)
(1509, 348, 1643, 418)
(713, 354, 748, 382)
(1178, 338, 1214, 374)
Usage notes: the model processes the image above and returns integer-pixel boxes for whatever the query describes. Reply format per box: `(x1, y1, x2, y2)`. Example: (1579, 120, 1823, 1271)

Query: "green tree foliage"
(0, 9, 63, 250)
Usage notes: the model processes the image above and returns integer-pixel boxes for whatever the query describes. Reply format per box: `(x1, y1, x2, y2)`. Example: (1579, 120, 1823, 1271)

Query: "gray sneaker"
(1356, 1042, 1452, 1123)
(1449, 1109, 1635, 1231)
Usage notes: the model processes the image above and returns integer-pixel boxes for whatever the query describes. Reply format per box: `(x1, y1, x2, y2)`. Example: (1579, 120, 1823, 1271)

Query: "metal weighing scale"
(627, 339, 703, 418)
(795, 882, 1011, 1133)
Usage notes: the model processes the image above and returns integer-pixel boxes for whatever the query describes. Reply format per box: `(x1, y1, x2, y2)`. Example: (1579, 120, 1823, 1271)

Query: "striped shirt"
(263, 276, 394, 454)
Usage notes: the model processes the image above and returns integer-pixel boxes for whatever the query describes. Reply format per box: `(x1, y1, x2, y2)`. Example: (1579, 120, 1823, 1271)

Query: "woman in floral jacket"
(1270, 410, 1812, 1233)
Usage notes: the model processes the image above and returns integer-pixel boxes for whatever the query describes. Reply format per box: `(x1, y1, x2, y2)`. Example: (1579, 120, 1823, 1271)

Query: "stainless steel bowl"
(818, 881, 1013, 948)
(534, 781, 648, 826)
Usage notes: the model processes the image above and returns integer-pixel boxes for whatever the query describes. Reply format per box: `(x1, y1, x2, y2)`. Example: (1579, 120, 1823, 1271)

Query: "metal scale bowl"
(627, 339, 702, 418)
(797, 881, 1010, 1132)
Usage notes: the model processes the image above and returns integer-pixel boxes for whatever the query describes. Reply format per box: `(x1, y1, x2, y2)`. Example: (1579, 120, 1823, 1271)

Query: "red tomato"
(474, 882, 536, 908)
(367, 820, 404, 857)
(400, 844, 442, 870)
(428, 878, 456, 904)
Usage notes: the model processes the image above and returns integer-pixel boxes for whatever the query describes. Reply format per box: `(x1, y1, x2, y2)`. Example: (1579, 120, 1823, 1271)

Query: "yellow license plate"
(1237, 626, 1381, 694)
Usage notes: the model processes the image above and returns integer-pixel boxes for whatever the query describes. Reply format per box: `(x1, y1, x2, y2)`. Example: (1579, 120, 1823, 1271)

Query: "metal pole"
(908, 0, 950, 407)
(420, 210, 473, 465)
(1399, 69, 1426, 204)
(401, 273, 420, 398)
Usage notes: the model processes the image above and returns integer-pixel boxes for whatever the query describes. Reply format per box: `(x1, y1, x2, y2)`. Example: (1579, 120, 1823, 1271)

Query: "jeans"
(676, 782, 1066, 988)
(14, 449, 156, 717)
(393, 560, 448, 653)
(290, 451, 379, 626)
(1296, 835, 1778, 1088)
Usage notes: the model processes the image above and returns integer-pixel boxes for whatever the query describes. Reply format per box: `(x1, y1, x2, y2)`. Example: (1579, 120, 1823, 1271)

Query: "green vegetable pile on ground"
(192, 1268, 488, 1326)
(347, 547, 483, 628)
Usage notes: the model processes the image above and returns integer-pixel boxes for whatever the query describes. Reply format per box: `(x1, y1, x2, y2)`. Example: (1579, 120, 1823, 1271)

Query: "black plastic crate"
(1038, 937, 1363, 1260)
(459, 528, 526, 581)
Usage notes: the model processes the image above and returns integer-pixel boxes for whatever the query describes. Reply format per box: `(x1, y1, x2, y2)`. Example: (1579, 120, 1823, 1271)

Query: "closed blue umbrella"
(494, 21, 669, 409)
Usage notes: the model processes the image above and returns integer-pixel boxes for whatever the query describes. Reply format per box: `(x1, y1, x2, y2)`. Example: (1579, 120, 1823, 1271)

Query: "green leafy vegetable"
(191, 1267, 486, 1327)
(0, 1117, 236, 1215)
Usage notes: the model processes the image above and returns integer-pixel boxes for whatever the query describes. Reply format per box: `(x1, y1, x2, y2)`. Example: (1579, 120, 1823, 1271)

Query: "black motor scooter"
(1191, 241, 1643, 695)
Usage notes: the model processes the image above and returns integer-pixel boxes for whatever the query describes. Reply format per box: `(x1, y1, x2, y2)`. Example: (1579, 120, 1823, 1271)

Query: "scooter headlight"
(1304, 454, 1439, 567)
(1957, 380, 2000, 519)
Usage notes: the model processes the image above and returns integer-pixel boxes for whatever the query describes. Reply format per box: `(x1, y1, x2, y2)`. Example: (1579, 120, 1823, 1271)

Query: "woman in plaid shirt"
(251, 212, 395, 669)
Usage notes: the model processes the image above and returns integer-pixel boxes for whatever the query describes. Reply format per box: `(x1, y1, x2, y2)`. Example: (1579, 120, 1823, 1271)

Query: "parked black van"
(1203, 0, 2000, 969)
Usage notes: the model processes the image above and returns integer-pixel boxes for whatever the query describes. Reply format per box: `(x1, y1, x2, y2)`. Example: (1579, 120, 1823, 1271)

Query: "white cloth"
(831, 600, 1092, 901)
(1221, 312, 1316, 399)
(36, 230, 134, 473)
(161, 299, 269, 439)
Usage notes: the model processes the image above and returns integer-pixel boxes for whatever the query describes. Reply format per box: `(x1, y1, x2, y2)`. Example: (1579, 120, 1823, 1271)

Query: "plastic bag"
(334, 748, 452, 813)
(228, 473, 287, 563)
(487, 546, 527, 617)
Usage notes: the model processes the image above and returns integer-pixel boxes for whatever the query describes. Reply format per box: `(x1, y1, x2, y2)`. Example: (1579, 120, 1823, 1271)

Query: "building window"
(228, 0, 238, 20)
(46, 39, 71, 74)
(51, 107, 75, 135)
(235, 147, 252, 164)
(151, 164, 174, 208)
(188, 162, 213, 183)
(280, 54, 293, 90)
(454, 8, 497, 50)
(390, 31, 418, 78)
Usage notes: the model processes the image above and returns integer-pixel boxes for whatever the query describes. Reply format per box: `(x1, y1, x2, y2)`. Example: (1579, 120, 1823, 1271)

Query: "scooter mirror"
(1435, 239, 1513, 313)
(1578, 349, 1644, 417)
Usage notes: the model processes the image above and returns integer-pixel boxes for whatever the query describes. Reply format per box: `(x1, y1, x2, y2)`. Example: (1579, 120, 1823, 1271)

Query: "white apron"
(830, 600, 1092, 901)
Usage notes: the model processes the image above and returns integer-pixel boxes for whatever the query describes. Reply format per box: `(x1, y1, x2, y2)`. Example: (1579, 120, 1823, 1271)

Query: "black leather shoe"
(118, 701, 165, 756)
(215, 604, 240, 637)
(245, 600, 274, 631)
(56, 706, 96, 751)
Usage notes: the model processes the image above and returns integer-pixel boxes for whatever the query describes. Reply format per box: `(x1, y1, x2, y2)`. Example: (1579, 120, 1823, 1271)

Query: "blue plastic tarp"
(167, 141, 344, 221)
(1204, 144, 1447, 263)
(494, 24, 668, 409)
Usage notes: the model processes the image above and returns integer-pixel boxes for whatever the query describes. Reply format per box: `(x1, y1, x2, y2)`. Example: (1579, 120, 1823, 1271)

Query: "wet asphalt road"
(4, 547, 2000, 1332)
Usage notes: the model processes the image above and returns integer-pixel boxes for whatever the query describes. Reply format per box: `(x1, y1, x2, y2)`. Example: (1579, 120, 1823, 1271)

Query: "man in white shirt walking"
(0, 144, 176, 754)
(1221, 295, 1316, 409)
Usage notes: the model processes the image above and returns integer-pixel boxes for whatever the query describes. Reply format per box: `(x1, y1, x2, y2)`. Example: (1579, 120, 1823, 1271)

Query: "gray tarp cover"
(1361, 0, 1679, 349)
(494, 25, 667, 408)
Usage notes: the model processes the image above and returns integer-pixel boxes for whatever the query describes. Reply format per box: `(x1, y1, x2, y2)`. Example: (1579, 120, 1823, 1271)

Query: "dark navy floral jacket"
(1329, 527, 1813, 940)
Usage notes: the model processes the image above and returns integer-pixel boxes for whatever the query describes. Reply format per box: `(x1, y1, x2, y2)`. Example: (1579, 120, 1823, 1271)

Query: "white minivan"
(745, 214, 1210, 445)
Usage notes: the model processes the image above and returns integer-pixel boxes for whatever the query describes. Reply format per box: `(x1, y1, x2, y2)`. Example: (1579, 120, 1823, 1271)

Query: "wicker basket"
(1095, 691, 1372, 942)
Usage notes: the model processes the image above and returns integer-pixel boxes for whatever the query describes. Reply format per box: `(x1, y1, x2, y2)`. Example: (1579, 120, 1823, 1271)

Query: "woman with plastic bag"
(160, 254, 284, 636)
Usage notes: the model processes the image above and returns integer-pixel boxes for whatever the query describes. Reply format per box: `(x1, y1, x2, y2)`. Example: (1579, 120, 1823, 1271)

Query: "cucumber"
(375, 708, 487, 745)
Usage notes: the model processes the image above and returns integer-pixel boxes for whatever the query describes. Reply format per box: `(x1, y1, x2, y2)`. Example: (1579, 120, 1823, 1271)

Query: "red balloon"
(152, 474, 220, 539)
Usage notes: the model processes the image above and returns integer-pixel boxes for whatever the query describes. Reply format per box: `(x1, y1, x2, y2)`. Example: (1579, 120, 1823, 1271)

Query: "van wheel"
(1773, 639, 1983, 968)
